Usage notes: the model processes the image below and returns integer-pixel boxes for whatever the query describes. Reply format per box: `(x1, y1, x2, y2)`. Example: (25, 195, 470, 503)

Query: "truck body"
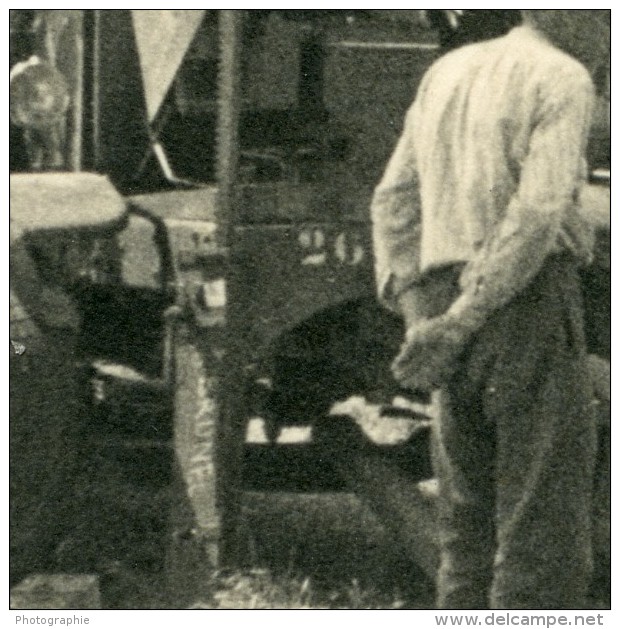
(10, 9, 610, 601)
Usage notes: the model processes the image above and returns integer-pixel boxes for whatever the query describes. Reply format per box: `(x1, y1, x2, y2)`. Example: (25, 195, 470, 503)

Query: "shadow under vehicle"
(9, 9, 610, 605)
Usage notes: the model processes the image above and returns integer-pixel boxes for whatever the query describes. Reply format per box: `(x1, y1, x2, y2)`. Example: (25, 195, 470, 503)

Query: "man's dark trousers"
(431, 254, 597, 609)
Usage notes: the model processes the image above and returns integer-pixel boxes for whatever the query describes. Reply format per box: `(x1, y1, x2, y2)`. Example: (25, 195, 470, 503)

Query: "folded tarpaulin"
(10, 172, 126, 240)
(132, 10, 206, 123)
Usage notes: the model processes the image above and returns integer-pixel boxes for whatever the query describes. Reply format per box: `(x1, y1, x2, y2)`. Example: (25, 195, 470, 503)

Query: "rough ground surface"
(10, 331, 608, 609)
(56, 479, 435, 609)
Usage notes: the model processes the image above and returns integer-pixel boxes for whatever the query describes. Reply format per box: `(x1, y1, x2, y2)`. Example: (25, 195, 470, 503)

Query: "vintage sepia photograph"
(9, 8, 610, 614)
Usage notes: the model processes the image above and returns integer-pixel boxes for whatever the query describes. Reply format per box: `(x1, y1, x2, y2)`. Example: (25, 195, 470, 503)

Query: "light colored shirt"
(371, 25, 595, 328)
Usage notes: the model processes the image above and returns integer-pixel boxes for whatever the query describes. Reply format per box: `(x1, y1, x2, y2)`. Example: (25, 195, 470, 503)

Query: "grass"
(95, 565, 421, 609)
(187, 570, 409, 609)
(54, 466, 434, 609)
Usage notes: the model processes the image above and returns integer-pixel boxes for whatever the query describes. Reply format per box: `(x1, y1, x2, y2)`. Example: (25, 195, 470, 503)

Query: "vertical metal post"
(81, 9, 101, 171)
(214, 9, 246, 566)
(165, 10, 247, 593)
(216, 9, 243, 240)
(69, 11, 84, 171)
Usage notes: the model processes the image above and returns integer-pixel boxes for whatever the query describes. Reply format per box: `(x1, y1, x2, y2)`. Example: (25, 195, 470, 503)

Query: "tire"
(166, 323, 222, 602)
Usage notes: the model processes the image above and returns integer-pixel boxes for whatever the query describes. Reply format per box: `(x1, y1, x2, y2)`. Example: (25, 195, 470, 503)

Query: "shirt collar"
(508, 24, 554, 48)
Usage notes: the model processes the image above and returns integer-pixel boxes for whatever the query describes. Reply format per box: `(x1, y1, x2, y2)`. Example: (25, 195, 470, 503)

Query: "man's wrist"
(445, 293, 490, 335)
(397, 284, 426, 328)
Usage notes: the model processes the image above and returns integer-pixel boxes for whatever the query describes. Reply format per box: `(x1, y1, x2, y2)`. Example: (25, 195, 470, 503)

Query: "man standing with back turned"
(371, 10, 609, 609)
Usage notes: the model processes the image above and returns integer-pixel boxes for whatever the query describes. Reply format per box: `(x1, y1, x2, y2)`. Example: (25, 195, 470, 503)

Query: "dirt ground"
(55, 478, 435, 609)
(9, 335, 608, 609)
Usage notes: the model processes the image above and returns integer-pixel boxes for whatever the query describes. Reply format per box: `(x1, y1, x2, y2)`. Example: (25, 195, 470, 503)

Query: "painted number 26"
(298, 228, 365, 267)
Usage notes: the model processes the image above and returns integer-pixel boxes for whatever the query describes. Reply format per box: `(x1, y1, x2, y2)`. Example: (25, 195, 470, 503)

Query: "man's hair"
(429, 10, 521, 50)
(523, 10, 610, 70)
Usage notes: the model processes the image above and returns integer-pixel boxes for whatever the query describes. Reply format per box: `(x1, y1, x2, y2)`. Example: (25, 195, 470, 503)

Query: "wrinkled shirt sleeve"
(370, 104, 423, 311)
(445, 69, 595, 332)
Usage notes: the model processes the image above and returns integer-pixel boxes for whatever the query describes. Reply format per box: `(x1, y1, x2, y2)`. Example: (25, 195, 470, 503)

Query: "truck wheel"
(166, 323, 222, 604)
